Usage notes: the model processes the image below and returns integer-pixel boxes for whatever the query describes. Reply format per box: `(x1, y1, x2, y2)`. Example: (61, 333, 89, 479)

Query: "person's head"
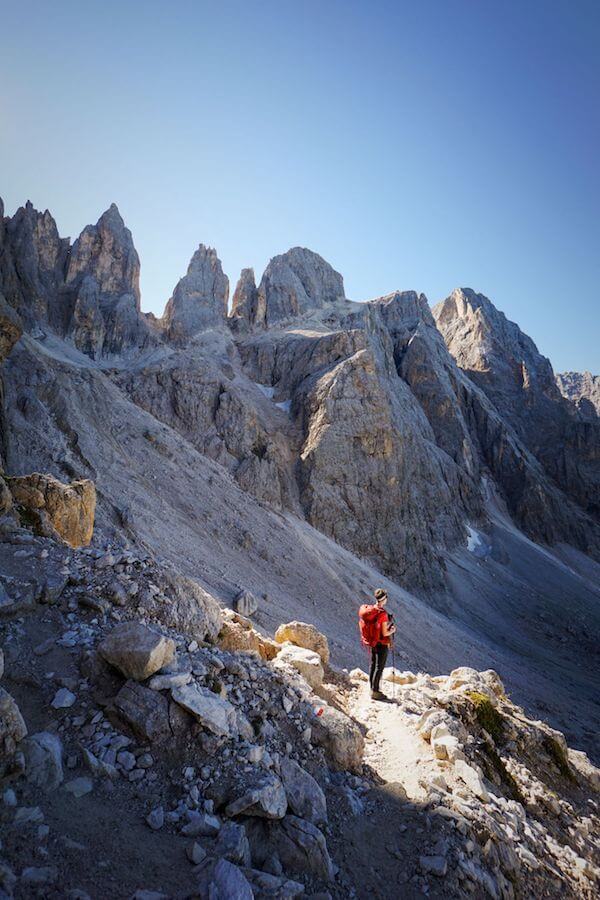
(374, 588, 388, 607)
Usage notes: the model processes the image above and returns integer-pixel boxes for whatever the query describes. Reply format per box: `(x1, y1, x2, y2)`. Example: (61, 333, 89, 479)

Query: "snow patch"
(275, 400, 291, 414)
(466, 526, 483, 553)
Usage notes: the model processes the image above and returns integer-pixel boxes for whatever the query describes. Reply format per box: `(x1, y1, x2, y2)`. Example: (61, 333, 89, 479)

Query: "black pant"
(369, 643, 388, 692)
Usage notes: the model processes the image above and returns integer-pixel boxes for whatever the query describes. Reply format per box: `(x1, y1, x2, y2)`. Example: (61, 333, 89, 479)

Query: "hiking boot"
(370, 690, 388, 701)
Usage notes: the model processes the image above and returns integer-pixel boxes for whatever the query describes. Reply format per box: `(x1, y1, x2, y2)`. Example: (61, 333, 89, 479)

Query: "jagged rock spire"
(229, 268, 258, 332)
(162, 244, 229, 344)
(66, 203, 141, 308)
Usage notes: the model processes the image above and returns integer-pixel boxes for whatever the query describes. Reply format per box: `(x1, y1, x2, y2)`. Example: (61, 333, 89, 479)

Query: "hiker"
(358, 588, 396, 700)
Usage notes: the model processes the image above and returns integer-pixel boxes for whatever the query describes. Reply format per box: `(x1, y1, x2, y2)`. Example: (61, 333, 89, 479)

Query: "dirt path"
(351, 683, 436, 799)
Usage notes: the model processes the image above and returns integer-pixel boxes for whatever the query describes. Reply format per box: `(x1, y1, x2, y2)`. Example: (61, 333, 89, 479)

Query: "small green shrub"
(466, 690, 505, 743)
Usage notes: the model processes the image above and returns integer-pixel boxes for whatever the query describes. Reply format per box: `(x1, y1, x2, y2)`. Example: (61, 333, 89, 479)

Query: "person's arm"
(381, 614, 396, 638)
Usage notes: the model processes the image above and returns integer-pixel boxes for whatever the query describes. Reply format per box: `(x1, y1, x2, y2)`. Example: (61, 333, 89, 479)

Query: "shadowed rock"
(229, 268, 258, 332)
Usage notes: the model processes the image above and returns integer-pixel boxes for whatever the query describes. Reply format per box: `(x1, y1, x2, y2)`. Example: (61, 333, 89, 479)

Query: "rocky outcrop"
(162, 245, 229, 343)
(434, 289, 600, 532)
(66, 204, 140, 306)
(65, 204, 152, 357)
(114, 332, 300, 511)
(6, 472, 95, 546)
(0, 200, 69, 331)
(229, 268, 258, 332)
(557, 371, 600, 418)
(0, 199, 155, 358)
(251, 247, 345, 328)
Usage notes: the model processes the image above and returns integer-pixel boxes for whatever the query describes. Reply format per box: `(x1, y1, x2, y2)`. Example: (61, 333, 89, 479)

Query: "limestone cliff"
(162, 244, 229, 344)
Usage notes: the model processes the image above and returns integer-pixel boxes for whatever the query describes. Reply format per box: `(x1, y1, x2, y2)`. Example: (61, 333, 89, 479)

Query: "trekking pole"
(391, 638, 396, 701)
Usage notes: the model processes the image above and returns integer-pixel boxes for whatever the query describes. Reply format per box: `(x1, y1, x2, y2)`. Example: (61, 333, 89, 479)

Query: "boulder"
(99, 622, 175, 681)
(110, 681, 172, 743)
(22, 732, 63, 790)
(171, 683, 239, 737)
(279, 757, 327, 826)
(225, 774, 288, 819)
(218, 609, 278, 660)
(218, 617, 261, 655)
(454, 759, 491, 802)
(273, 644, 324, 690)
(311, 703, 364, 772)
(213, 821, 251, 866)
(142, 571, 221, 644)
(260, 815, 335, 882)
(181, 810, 221, 837)
(274, 621, 330, 666)
(195, 858, 253, 900)
(0, 687, 27, 755)
(242, 868, 304, 898)
(234, 589, 259, 617)
(7, 473, 96, 547)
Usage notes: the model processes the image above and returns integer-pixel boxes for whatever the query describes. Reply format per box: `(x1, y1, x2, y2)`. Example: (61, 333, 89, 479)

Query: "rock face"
(99, 622, 175, 681)
(557, 371, 600, 418)
(2, 195, 599, 588)
(65, 204, 150, 357)
(434, 289, 600, 542)
(162, 245, 229, 343)
(250, 247, 345, 328)
(229, 268, 258, 332)
(7, 473, 96, 546)
(0, 199, 155, 357)
(0, 200, 69, 331)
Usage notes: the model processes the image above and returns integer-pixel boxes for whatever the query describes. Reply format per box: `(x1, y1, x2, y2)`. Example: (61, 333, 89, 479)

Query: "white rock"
(454, 760, 490, 803)
(171, 683, 238, 736)
(51, 688, 76, 709)
(273, 644, 324, 690)
(148, 672, 191, 691)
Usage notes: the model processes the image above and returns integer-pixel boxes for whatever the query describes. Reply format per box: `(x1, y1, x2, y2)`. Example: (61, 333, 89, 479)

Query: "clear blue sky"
(1, 0, 598, 372)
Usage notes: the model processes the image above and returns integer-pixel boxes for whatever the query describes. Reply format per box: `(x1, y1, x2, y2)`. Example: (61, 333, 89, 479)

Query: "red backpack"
(358, 604, 384, 647)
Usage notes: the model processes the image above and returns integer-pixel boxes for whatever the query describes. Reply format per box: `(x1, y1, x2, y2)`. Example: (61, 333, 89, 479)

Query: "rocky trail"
(0, 529, 598, 898)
